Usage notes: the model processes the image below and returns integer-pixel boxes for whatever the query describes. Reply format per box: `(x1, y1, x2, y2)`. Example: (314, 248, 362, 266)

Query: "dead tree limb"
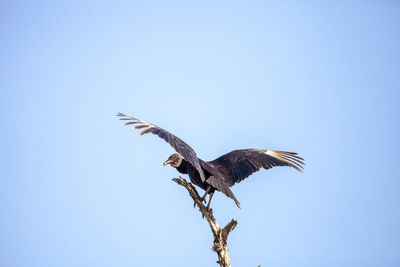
(172, 177, 237, 267)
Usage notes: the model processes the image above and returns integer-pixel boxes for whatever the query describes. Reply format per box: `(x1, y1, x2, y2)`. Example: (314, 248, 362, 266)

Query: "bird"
(117, 113, 304, 210)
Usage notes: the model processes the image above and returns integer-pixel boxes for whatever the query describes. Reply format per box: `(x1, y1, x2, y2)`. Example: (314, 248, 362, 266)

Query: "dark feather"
(125, 121, 139, 125)
(134, 125, 148, 129)
(140, 128, 153, 135)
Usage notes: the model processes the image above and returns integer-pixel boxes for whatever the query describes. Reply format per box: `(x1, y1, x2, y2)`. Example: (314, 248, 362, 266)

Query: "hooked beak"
(163, 159, 173, 166)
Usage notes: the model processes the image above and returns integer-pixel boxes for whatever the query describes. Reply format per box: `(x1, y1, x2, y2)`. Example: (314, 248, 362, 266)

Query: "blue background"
(1, 1, 399, 266)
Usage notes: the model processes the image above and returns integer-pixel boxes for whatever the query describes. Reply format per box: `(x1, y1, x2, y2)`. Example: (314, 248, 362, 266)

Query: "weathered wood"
(172, 177, 237, 267)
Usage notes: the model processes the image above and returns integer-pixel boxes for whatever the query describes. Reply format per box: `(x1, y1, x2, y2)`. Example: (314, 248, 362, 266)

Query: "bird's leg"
(201, 191, 215, 219)
(201, 186, 212, 203)
(194, 186, 211, 208)
(206, 191, 215, 211)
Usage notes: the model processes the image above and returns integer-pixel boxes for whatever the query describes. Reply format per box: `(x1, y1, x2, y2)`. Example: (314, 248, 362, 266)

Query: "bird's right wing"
(207, 149, 304, 186)
(117, 113, 206, 182)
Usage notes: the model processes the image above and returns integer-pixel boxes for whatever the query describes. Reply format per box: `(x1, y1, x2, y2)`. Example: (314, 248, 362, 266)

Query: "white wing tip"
(265, 150, 305, 172)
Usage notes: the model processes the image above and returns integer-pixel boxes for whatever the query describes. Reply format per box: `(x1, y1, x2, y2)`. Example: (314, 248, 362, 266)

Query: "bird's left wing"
(117, 113, 206, 182)
(207, 149, 304, 186)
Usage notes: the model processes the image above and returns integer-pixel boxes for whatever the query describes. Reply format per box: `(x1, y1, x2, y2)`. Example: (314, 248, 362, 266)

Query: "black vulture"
(118, 113, 304, 209)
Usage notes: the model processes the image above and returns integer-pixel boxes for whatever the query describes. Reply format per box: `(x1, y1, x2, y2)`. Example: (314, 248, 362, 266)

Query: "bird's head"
(163, 153, 183, 168)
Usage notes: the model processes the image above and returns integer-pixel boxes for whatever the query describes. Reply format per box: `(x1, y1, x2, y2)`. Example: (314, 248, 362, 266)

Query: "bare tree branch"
(172, 177, 237, 267)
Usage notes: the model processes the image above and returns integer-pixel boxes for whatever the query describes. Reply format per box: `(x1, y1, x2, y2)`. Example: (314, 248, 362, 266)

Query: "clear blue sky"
(1, 1, 399, 266)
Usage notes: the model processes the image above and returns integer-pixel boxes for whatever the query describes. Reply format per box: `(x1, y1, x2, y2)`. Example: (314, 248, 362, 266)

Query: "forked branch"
(172, 177, 237, 267)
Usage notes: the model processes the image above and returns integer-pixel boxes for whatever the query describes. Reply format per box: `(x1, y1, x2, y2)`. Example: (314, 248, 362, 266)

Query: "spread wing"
(117, 113, 206, 182)
(207, 149, 304, 186)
